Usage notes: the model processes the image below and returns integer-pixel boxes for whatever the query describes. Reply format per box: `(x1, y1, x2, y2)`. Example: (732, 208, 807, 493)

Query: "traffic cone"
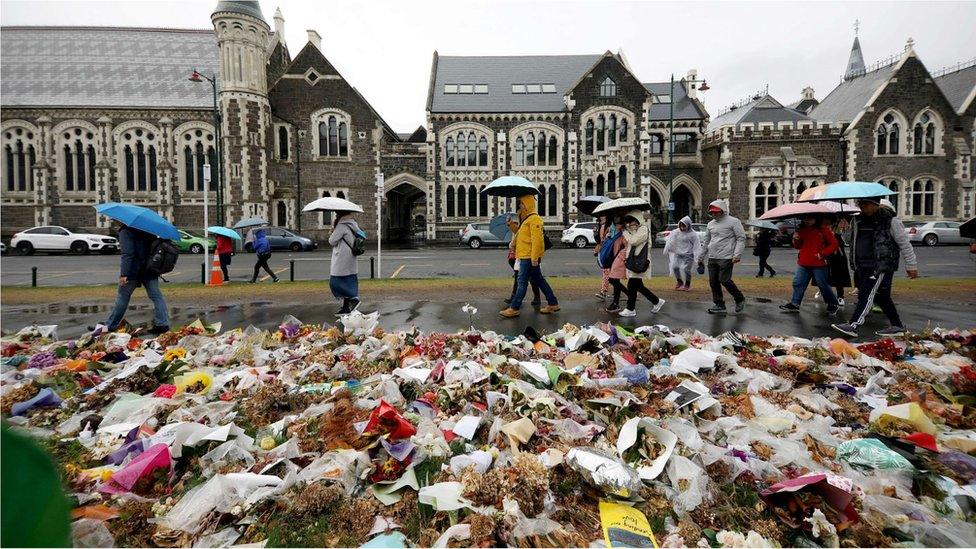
(208, 255, 223, 286)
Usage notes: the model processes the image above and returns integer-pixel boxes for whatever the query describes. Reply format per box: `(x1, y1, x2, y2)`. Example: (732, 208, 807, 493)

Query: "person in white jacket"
(663, 215, 701, 291)
(618, 210, 665, 317)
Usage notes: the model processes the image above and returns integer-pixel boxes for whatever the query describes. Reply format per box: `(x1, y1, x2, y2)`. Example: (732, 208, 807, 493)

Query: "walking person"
(754, 228, 776, 277)
(832, 198, 918, 337)
(605, 218, 627, 313)
(101, 222, 170, 334)
(328, 211, 362, 315)
(504, 216, 540, 306)
(499, 195, 559, 318)
(698, 199, 746, 314)
(815, 217, 852, 306)
(250, 228, 279, 283)
(595, 216, 613, 300)
(618, 211, 665, 317)
(215, 233, 234, 283)
(778, 215, 840, 315)
(663, 215, 701, 291)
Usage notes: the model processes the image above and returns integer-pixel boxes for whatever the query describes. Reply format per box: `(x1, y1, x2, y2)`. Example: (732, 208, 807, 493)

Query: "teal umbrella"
(482, 176, 539, 198)
(207, 226, 242, 240)
(93, 202, 179, 240)
(797, 181, 895, 202)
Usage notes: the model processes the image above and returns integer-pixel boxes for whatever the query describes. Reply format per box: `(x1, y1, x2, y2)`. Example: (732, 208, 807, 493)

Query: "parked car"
(772, 219, 800, 247)
(458, 223, 508, 249)
(905, 220, 968, 246)
(243, 227, 317, 252)
(10, 226, 118, 255)
(654, 223, 707, 247)
(561, 222, 599, 248)
(175, 230, 215, 254)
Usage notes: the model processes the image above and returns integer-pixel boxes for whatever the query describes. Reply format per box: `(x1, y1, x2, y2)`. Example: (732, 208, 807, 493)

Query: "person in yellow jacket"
(500, 194, 559, 317)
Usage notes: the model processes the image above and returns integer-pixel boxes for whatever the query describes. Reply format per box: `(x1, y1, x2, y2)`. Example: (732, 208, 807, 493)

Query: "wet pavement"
(2, 294, 972, 342)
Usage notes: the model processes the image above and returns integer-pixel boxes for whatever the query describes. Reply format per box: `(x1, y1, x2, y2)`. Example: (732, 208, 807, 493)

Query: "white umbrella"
(591, 197, 651, 216)
(303, 196, 364, 213)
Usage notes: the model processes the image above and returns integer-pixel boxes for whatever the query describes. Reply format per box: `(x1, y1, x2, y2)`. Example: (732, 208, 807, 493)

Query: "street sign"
(668, 202, 675, 211)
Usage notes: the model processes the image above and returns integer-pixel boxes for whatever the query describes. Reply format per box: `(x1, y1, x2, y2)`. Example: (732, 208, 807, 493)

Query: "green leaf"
(1, 426, 71, 547)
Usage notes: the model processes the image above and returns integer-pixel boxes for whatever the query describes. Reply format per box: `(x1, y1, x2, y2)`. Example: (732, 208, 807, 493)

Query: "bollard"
(201, 262, 206, 284)
(289, 259, 295, 282)
(31, 266, 37, 287)
(370, 256, 375, 279)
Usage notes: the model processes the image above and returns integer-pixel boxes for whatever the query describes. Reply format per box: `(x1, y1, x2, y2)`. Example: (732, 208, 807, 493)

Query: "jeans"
(510, 259, 557, 309)
(757, 253, 774, 276)
(508, 258, 539, 302)
(707, 258, 744, 306)
(849, 269, 903, 328)
(672, 253, 694, 286)
(252, 253, 275, 281)
(626, 278, 660, 310)
(104, 279, 168, 330)
(791, 266, 838, 306)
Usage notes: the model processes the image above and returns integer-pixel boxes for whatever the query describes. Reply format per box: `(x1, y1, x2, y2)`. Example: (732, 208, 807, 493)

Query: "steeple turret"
(845, 35, 866, 80)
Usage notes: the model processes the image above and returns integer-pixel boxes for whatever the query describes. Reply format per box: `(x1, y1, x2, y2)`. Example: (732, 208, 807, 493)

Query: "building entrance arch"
(384, 173, 427, 245)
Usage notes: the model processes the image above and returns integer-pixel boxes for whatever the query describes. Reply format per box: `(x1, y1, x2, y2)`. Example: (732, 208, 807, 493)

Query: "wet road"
(1, 245, 973, 286)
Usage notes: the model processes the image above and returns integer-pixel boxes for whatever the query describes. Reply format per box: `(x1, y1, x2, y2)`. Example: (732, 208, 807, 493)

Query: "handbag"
(625, 242, 650, 274)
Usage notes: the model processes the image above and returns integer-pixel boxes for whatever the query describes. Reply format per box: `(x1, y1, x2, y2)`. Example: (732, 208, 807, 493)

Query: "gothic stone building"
(702, 36, 976, 222)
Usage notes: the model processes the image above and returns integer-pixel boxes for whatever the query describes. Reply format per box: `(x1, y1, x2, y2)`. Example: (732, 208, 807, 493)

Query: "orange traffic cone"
(208, 255, 224, 286)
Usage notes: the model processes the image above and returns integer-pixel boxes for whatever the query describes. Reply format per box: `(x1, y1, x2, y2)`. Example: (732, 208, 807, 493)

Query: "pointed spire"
(845, 34, 866, 80)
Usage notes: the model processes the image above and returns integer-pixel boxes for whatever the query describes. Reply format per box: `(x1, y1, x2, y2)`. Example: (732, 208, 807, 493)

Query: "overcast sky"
(3, 0, 976, 132)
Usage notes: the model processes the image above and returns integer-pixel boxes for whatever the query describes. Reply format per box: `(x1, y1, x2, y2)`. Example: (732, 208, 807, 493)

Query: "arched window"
(608, 115, 617, 147)
(910, 179, 937, 216)
(585, 179, 594, 195)
(608, 170, 616, 193)
(879, 179, 899, 213)
(446, 186, 455, 217)
(479, 186, 488, 216)
(338, 122, 348, 156)
(328, 116, 339, 155)
(537, 185, 547, 216)
(600, 77, 616, 97)
(457, 132, 467, 167)
(619, 119, 629, 143)
(515, 137, 525, 166)
(468, 184, 477, 217)
(924, 180, 935, 216)
(277, 126, 289, 160)
(596, 115, 605, 151)
(619, 166, 627, 188)
(318, 122, 329, 156)
(314, 111, 351, 157)
(446, 137, 455, 167)
(467, 133, 477, 166)
(180, 127, 216, 191)
(597, 174, 605, 196)
(796, 181, 807, 197)
(548, 184, 557, 216)
(537, 131, 547, 165)
(478, 137, 488, 166)
(2, 126, 37, 192)
(548, 136, 557, 166)
(526, 133, 536, 166)
(754, 182, 778, 217)
(457, 186, 466, 216)
(277, 202, 287, 226)
(913, 112, 937, 155)
(650, 135, 664, 155)
(877, 112, 901, 155)
(119, 128, 158, 192)
(58, 127, 97, 192)
(320, 191, 332, 226)
(585, 120, 594, 155)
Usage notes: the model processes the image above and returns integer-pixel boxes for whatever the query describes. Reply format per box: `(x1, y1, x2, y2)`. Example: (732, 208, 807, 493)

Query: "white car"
(11, 226, 119, 255)
(904, 220, 968, 246)
(561, 222, 599, 248)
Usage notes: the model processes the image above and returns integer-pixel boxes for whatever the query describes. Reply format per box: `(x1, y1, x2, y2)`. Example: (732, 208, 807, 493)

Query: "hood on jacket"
(678, 215, 693, 231)
(708, 199, 729, 213)
(624, 209, 646, 227)
(518, 195, 538, 220)
(255, 228, 266, 239)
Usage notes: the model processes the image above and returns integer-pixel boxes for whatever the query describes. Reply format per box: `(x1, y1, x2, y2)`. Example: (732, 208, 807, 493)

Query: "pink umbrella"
(759, 202, 834, 221)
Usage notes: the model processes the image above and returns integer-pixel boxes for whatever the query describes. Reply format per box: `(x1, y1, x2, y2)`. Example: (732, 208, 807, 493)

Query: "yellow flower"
(163, 347, 187, 362)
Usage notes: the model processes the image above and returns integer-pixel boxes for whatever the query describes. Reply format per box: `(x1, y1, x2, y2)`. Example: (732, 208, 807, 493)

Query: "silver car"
(458, 222, 509, 249)
(905, 220, 967, 246)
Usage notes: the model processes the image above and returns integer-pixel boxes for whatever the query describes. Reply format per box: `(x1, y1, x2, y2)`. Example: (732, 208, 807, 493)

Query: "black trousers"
(849, 269, 903, 328)
(757, 253, 774, 276)
(219, 253, 232, 281)
(608, 278, 626, 306)
(626, 278, 660, 310)
(252, 253, 275, 281)
(708, 258, 744, 306)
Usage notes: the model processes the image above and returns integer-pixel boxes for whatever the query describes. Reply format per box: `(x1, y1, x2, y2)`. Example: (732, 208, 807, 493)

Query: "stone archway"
(384, 173, 427, 245)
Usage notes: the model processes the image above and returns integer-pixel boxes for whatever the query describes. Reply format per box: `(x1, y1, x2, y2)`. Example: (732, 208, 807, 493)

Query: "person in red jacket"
(215, 234, 234, 283)
(779, 214, 840, 315)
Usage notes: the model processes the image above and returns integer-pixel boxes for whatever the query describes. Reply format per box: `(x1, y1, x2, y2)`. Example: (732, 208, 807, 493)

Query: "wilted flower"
(162, 347, 186, 362)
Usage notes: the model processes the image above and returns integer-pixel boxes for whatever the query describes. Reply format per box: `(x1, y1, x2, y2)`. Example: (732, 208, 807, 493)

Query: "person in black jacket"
(101, 223, 169, 333)
(754, 228, 776, 277)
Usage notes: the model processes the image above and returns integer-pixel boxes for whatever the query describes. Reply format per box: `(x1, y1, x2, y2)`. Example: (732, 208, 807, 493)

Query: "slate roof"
(643, 81, 708, 120)
(808, 63, 896, 123)
(1, 26, 219, 109)
(788, 97, 819, 114)
(428, 54, 601, 113)
(707, 95, 811, 132)
(935, 64, 976, 113)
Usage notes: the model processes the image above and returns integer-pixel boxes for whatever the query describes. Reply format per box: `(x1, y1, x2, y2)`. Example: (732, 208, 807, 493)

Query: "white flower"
(462, 303, 478, 315)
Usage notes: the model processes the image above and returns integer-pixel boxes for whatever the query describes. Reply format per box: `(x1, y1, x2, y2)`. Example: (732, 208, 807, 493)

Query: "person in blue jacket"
(250, 228, 279, 283)
(101, 222, 169, 333)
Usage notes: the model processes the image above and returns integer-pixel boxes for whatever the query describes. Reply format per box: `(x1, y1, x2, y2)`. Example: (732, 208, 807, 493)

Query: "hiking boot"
(734, 301, 746, 313)
(499, 307, 520, 318)
(707, 304, 727, 315)
(540, 304, 561, 314)
(876, 326, 906, 337)
(618, 308, 637, 317)
(779, 303, 800, 313)
(826, 304, 840, 316)
(149, 325, 170, 335)
(605, 302, 620, 313)
(831, 323, 858, 337)
(651, 298, 666, 313)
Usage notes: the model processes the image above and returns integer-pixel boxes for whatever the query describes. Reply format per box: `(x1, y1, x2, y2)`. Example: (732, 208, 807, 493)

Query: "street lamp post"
(666, 74, 709, 224)
(189, 70, 223, 226)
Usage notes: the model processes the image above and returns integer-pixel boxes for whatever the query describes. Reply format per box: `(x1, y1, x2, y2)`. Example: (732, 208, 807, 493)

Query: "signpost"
(203, 163, 211, 285)
(375, 172, 384, 277)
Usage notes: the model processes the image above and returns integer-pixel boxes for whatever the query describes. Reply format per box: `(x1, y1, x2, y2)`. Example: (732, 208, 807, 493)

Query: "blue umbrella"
(233, 217, 268, 229)
(481, 176, 540, 198)
(797, 181, 895, 202)
(207, 226, 242, 240)
(93, 202, 180, 240)
(488, 212, 516, 240)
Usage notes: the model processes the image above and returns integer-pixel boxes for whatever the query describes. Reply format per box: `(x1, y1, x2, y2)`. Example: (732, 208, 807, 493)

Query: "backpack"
(344, 228, 368, 256)
(597, 232, 622, 269)
(145, 238, 179, 277)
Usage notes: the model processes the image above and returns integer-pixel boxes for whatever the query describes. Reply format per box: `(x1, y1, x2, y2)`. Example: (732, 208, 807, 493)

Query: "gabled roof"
(644, 81, 708, 121)
(935, 63, 976, 113)
(788, 97, 819, 114)
(428, 53, 602, 113)
(1, 26, 219, 109)
(707, 95, 811, 132)
(808, 62, 897, 123)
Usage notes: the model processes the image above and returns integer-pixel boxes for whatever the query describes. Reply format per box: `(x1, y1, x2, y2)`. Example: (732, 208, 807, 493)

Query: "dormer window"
(600, 77, 616, 97)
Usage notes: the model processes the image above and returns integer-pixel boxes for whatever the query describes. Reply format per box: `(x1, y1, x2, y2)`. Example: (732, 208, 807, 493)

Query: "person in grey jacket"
(328, 212, 361, 315)
(697, 199, 747, 314)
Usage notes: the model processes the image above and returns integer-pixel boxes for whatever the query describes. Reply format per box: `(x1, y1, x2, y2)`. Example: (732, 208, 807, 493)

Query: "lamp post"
(666, 74, 709, 224)
(189, 70, 224, 226)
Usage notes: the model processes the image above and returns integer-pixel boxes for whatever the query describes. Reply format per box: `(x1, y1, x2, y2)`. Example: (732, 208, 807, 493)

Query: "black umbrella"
(574, 195, 610, 216)
(960, 217, 976, 239)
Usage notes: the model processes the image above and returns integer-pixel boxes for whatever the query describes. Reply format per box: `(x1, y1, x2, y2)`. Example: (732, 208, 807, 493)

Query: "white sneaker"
(618, 308, 637, 317)
(814, 291, 821, 300)
(837, 298, 845, 307)
(651, 298, 666, 313)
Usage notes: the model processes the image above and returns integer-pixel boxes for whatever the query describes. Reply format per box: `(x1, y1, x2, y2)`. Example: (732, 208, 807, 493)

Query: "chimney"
(307, 29, 322, 51)
(685, 69, 699, 100)
(274, 8, 285, 44)
(802, 86, 815, 100)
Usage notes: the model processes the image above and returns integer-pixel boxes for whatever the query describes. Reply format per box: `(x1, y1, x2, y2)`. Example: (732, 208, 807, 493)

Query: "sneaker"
(605, 303, 620, 313)
(814, 291, 821, 300)
(768, 271, 776, 277)
(876, 326, 906, 337)
(826, 304, 839, 316)
(595, 292, 606, 300)
(651, 298, 666, 313)
(272, 277, 280, 283)
(499, 307, 520, 318)
(334, 305, 351, 316)
(348, 298, 361, 312)
(832, 323, 858, 337)
(837, 298, 846, 307)
(734, 301, 746, 313)
(682, 285, 691, 291)
(707, 305, 727, 315)
(540, 304, 561, 314)
(779, 303, 800, 313)
(755, 274, 763, 278)
(149, 325, 170, 335)
(618, 308, 637, 317)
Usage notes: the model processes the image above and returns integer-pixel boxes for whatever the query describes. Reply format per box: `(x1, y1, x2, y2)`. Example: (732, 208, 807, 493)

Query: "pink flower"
(154, 384, 177, 398)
